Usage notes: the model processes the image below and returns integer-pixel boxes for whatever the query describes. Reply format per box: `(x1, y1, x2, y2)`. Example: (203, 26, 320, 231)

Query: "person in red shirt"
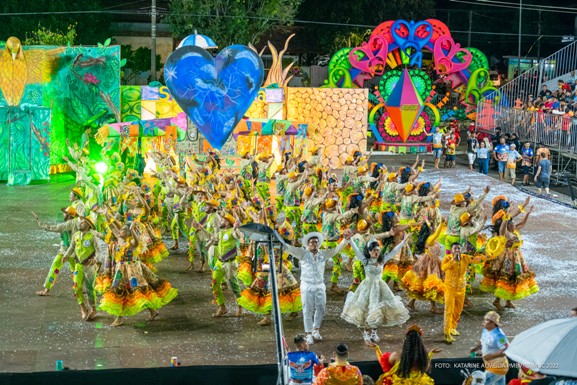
(445, 133, 458, 168)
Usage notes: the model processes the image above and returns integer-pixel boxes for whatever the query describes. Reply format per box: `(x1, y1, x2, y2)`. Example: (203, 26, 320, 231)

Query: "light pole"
(517, 0, 522, 77)
(151, 0, 157, 82)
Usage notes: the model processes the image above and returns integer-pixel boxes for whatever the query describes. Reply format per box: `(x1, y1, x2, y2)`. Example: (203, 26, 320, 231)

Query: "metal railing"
(476, 40, 577, 181)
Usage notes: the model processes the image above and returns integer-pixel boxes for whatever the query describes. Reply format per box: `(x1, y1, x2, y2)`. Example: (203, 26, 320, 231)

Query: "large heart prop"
(164, 45, 264, 149)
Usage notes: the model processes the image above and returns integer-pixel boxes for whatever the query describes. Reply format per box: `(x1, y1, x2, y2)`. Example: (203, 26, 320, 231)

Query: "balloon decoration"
(325, 18, 497, 143)
(164, 45, 264, 150)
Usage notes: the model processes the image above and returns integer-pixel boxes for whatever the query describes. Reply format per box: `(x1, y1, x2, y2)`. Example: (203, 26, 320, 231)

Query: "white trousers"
(301, 282, 326, 333)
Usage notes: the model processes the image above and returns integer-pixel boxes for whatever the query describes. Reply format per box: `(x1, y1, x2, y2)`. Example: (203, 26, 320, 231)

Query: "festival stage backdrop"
(233, 87, 368, 169)
(0, 106, 51, 183)
(323, 19, 498, 144)
(0, 38, 121, 178)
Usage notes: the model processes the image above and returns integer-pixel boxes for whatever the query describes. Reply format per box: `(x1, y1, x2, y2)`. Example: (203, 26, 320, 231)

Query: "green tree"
(297, 0, 435, 53)
(0, 0, 110, 45)
(120, 45, 163, 85)
(24, 23, 77, 46)
(166, 0, 302, 46)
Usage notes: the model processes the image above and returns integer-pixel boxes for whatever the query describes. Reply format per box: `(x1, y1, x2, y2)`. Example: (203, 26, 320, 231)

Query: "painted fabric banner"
(0, 106, 51, 184)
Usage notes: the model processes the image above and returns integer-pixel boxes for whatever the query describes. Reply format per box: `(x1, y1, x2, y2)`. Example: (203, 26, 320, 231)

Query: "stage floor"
(0, 161, 575, 373)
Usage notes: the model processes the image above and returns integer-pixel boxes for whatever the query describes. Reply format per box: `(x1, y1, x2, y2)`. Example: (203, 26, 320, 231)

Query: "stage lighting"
(94, 162, 108, 174)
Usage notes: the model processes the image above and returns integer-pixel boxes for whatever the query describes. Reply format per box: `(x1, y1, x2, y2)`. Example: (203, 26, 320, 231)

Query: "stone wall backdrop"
(286, 88, 368, 169)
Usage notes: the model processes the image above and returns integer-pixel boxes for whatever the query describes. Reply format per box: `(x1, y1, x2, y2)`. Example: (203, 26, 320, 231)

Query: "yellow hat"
(80, 216, 95, 229)
(387, 173, 397, 182)
(61, 206, 78, 217)
(357, 219, 369, 232)
(71, 187, 84, 199)
(357, 166, 368, 174)
(223, 213, 236, 225)
(304, 186, 313, 197)
(206, 199, 219, 207)
(404, 184, 415, 194)
(452, 193, 465, 205)
(459, 212, 472, 226)
(288, 171, 299, 179)
(345, 156, 354, 165)
(325, 198, 337, 209)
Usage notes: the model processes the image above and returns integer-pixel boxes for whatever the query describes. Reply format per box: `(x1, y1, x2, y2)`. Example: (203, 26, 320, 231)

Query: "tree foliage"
(23, 23, 77, 46)
(297, 0, 435, 53)
(0, 0, 110, 45)
(120, 45, 163, 85)
(166, 0, 302, 47)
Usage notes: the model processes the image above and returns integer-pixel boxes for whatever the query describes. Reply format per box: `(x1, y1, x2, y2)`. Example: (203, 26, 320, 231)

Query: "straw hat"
(452, 193, 465, 205)
(302, 232, 324, 246)
(61, 206, 78, 217)
(71, 187, 84, 199)
(324, 198, 337, 210)
(484, 311, 501, 326)
(80, 216, 95, 230)
(459, 212, 473, 226)
(357, 219, 369, 232)
(223, 213, 236, 225)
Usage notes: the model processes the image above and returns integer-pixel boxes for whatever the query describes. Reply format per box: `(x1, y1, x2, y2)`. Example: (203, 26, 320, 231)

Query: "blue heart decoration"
(164, 45, 264, 149)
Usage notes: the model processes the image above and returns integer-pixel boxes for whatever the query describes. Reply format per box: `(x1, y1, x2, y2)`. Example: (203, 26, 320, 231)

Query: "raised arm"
(382, 235, 409, 264)
(325, 232, 352, 259)
(274, 231, 305, 260)
(515, 206, 533, 231)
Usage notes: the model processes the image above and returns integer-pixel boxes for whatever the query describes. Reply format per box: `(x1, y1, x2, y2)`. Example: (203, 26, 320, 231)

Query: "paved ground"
(0, 156, 575, 373)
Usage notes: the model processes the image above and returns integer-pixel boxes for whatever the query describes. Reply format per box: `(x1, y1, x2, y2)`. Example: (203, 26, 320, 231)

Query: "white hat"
(302, 232, 324, 246)
(510, 143, 516, 148)
(471, 371, 486, 385)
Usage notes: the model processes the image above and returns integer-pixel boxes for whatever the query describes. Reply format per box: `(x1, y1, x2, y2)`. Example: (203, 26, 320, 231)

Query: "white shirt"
(281, 240, 348, 285)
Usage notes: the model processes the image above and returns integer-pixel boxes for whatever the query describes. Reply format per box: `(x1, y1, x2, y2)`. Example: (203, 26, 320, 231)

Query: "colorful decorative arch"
(325, 18, 497, 143)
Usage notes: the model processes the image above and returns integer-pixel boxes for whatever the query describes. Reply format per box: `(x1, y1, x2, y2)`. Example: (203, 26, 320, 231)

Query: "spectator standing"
(313, 344, 363, 385)
(428, 127, 446, 169)
(535, 143, 550, 164)
(538, 85, 548, 98)
(521, 142, 534, 185)
(470, 311, 510, 385)
(568, 69, 577, 89)
(505, 144, 522, 186)
(288, 334, 324, 385)
(445, 133, 457, 168)
(534, 152, 552, 196)
(509, 133, 521, 150)
(476, 140, 490, 175)
(467, 131, 479, 171)
(493, 138, 510, 181)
